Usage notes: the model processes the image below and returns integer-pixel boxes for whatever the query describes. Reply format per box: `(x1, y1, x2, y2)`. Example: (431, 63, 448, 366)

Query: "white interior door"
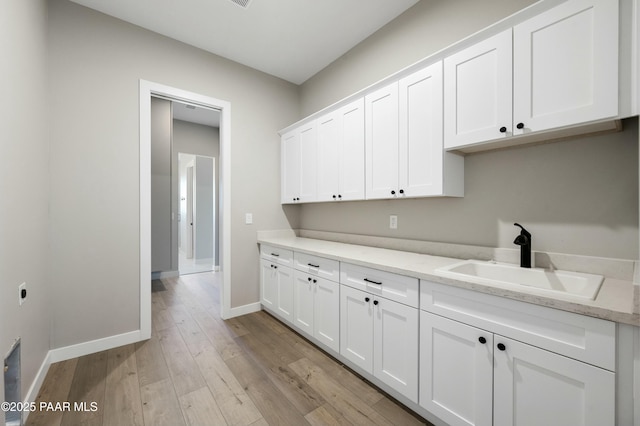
(186, 165, 194, 259)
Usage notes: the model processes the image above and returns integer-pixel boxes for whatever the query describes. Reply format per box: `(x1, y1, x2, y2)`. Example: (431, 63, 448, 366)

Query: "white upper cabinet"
(298, 121, 318, 202)
(316, 111, 340, 202)
(367, 62, 463, 200)
(281, 121, 317, 203)
(444, 29, 513, 149)
(445, 0, 619, 151)
(512, 0, 618, 134)
(317, 98, 365, 202)
(400, 62, 463, 197)
(338, 99, 366, 200)
(365, 82, 400, 199)
(281, 130, 300, 204)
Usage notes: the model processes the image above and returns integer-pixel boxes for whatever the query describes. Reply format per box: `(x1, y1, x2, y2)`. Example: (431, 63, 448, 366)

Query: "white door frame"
(140, 80, 232, 339)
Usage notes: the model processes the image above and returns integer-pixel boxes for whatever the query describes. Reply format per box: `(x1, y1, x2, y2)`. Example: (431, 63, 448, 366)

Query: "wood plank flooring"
(26, 273, 430, 426)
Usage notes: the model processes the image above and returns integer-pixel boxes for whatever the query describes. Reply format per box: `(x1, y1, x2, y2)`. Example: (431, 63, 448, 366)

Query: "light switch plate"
(245, 213, 253, 224)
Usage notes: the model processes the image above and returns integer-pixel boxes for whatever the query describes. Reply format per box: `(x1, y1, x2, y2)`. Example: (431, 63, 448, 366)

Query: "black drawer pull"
(363, 278, 382, 285)
(307, 263, 320, 268)
(270, 253, 280, 257)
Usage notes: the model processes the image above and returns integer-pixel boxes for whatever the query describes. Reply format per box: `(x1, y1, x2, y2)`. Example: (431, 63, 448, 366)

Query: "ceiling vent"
(228, 0, 252, 9)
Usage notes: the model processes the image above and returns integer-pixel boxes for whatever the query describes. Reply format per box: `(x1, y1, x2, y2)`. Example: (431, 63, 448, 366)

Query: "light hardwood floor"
(26, 273, 430, 426)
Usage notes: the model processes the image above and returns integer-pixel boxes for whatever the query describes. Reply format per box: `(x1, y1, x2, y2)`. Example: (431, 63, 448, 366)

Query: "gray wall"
(151, 97, 173, 272)
(173, 119, 220, 267)
(0, 0, 51, 416)
(296, 0, 639, 261)
(301, 0, 538, 115)
(47, 0, 299, 348)
(299, 120, 638, 259)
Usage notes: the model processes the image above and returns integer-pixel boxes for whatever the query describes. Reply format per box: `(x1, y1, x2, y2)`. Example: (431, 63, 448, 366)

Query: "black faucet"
(513, 223, 531, 268)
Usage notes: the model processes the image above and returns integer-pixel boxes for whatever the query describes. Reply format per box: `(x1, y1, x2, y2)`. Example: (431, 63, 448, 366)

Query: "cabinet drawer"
(420, 280, 616, 371)
(260, 244, 293, 267)
(341, 263, 419, 308)
(293, 252, 340, 282)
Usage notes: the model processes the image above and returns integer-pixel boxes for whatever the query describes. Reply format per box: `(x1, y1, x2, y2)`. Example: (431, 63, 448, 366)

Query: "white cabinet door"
(316, 111, 340, 202)
(298, 121, 317, 202)
(293, 271, 315, 336)
(365, 82, 399, 200)
(513, 0, 618, 135)
(420, 312, 493, 426)
(275, 265, 294, 324)
(373, 296, 419, 403)
(260, 259, 277, 310)
(399, 61, 444, 197)
(281, 130, 300, 203)
(340, 285, 373, 373)
(493, 336, 615, 426)
(444, 29, 513, 149)
(338, 98, 365, 201)
(314, 277, 340, 352)
(316, 98, 365, 202)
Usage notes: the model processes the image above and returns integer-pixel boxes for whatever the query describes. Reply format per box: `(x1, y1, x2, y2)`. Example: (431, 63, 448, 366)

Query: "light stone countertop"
(258, 235, 640, 327)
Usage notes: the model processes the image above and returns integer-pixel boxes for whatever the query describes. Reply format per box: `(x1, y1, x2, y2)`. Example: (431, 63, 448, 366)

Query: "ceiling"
(172, 100, 221, 128)
(69, 0, 419, 85)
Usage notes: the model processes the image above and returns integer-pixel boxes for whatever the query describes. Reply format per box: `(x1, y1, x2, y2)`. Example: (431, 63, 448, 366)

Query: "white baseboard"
(49, 330, 143, 364)
(151, 270, 179, 280)
(227, 302, 261, 318)
(22, 351, 52, 424)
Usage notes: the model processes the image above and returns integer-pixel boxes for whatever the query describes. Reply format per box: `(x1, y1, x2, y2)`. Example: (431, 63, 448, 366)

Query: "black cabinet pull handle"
(499, 126, 507, 133)
(363, 278, 382, 285)
(308, 263, 319, 268)
(373, 300, 379, 305)
(399, 189, 404, 194)
(478, 337, 486, 344)
(365, 297, 370, 302)
(338, 194, 342, 199)
(271, 253, 279, 257)
(308, 277, 312, 282)
(273, 265, 278, 269)
(497, 343, 506, 351)
(516, 122, 525, 129)
(313, 279, 317, 283)
(391, 190, 396, 195)
(332, 195, 337, 199)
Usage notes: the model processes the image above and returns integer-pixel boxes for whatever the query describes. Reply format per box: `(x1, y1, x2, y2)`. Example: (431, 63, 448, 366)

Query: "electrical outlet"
(389, 215, 398, 230)
(245, 213, 253, 224)
(18, 282, 26, 306)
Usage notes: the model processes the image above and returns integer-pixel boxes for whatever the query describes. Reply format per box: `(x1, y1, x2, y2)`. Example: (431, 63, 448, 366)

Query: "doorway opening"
(178, 153, 218, 275)
(140, 80, 232, 335)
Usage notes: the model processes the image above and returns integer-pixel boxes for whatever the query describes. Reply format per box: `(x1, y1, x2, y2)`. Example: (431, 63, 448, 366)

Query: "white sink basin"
(435, 260, 603, 300)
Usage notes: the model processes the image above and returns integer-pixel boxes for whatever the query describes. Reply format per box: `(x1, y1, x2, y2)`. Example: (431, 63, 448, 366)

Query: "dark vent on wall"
(228, 0, 252, 9)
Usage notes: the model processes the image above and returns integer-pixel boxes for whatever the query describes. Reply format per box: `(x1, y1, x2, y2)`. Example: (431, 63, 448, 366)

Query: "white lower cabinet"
(260, 258, 294, 323)
(420, 311, 493, 426)
(260, 244, 619, 425)
(493, 335, 615, 426)
(293, 271, 340, 352)
(420, 311, 615, 426)
(340, 285, 419, 402)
